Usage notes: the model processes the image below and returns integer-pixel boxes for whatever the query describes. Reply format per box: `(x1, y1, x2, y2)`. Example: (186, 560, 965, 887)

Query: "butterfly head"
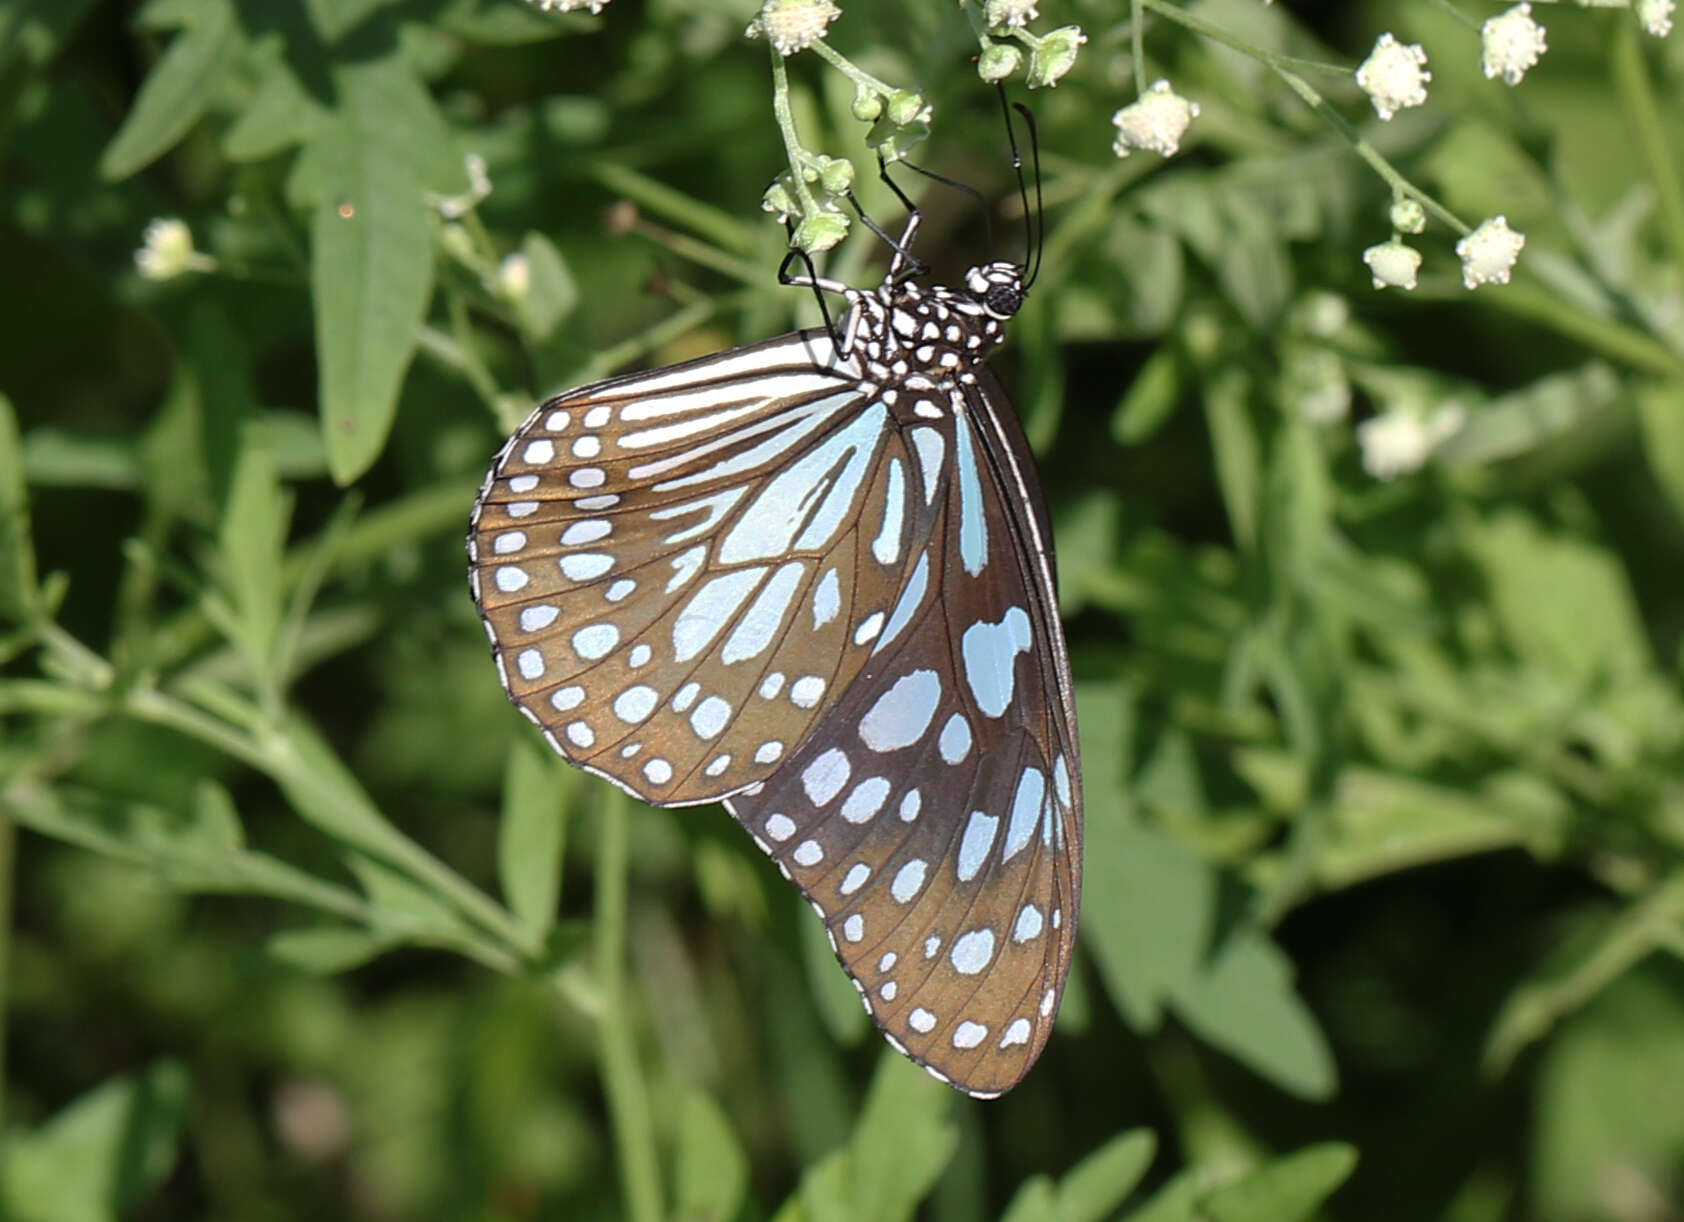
(965, 261, 1026, 321)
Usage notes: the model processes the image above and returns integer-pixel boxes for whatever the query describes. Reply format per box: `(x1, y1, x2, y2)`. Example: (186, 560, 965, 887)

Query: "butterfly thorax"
(843, 260, 1025, 423)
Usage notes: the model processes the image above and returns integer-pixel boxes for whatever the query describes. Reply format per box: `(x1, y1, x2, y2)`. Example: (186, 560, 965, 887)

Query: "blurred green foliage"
(3, 0, 1684, 1218)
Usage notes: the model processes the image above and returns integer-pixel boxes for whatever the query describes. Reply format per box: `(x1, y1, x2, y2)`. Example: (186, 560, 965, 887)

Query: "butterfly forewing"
(726, 378, 1081, 1098)
(470, 330, 947, 805)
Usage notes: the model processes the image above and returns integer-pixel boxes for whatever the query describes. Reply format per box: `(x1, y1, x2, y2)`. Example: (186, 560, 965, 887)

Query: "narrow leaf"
(1635, 380, 1684, 528)
(1201, 1143, 1358, 1222)
(844, 1053, 959, 1222)
(267, 925, 396, 974)
(1173, 933, 1337, 1100)
(802, 899, 870, 1045)
(514, 231, 579, 341)
(0, 1060, 189, 1218)
(498, 736, 572, 940)
(675, 1091, 749, 1222)
(100, 0, 241, 179)
(1057, 1129, 1157, 1222)
(311, 154, 433, 484)
(0, 395, 39, 622)
(1204, 368, 1260, 552)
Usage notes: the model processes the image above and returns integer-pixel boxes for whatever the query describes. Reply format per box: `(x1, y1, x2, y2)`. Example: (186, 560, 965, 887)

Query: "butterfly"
(467, 181, 1081, 1098)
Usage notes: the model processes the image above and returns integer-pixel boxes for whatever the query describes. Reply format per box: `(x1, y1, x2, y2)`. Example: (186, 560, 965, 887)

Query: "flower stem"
(1611, 17, 1684, 280)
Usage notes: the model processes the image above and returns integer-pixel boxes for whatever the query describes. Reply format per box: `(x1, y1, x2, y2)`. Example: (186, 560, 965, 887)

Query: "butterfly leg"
(778, 236, 848, 348)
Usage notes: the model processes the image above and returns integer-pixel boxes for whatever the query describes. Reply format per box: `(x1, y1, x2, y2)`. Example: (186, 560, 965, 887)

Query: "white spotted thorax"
(468, 246, 1080, 1098)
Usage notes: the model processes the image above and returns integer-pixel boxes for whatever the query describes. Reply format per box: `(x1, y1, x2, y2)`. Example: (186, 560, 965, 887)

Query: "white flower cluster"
(1481, 4, 1547, 86)
(528, 0, 611, 13)
(1356, 33, 1431, 120)
(747, 0, 840, 56)
(1357, 403, 1465, 481)
(1640, 0, 1674, 37)
(984, 0, 1038, 27)
(1112, 80, 1199, 159)
(1455, 216, 1526, 289)
(134, 218, 215, 280)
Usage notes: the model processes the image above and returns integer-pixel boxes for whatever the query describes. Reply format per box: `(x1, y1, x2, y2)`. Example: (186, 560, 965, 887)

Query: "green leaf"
(1173, 933, 1337, 1100)
(802, 897, 870, 1045)
(1113, 345, 1184, 444)
(0, 0, 98, 74)
(999, 1177, 1057, 1222)
(1531, 965, 1684, 1221)
(0, 1060, 190, 1221)
(222, 55, 328, 161)
(267, 925, 396, 974)
(305, 52, 459, 483)
(187, 779, 245, 854)
(497, 736, 572, 941)
(5, 785, 367, 917)
(832, 1053, 959, 1222)
(674, 1091, 749, 1222)
(1204, 368, 1260, 552)
(1635, 379, 1684, 528)
(1120, 1169, 1203, 1222)
(1462, 510, 1652, 684)
(218, 428, 292, 674)
(513, 231, 579, 341)
(1201, 1143, 1358, 1222)
(310, 166, 432, 484)
(0, 394, 39, 623)
(1057, 1129, 1157, 1222)
(1437, 363, 1618, 467)
(1082, 816, 1214, 1029)
(100, 0, 242, 179)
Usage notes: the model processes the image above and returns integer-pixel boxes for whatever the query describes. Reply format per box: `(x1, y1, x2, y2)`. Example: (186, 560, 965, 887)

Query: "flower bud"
(793, 211, 850, 253)
(850, 83, 883, 121)
(1026, 25, 1085, 87)
(886, 89, 932, 126)
(977, 41, 1023, 83)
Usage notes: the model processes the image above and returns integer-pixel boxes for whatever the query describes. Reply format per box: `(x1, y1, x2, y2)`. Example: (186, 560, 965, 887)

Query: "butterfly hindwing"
(726, 372, 1081, 1098)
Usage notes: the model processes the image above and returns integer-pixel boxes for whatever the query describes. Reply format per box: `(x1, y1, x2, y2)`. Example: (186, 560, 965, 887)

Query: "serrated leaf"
(675, 1091, 749, 1222)
(0, 395, 39, 623)
(0, 1060, 189, 1220)
(497, 736, 572, 940)
(1058, 1129, 1157, 1222)
(100, 0, 242, 179)
(1173, 932, 1337, 1100)
(1201, 1143, 1358, 1222)
(267, 925, 396, 974)
(514, 231, 579, 340)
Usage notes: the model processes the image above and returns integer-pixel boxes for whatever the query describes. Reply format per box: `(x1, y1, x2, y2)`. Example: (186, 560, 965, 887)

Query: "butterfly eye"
(984, 283, 1023, 317)
(469, 202, 1078, 1100)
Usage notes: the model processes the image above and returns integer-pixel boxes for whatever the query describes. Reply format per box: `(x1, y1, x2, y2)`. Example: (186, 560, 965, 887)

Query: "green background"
(4, 0, 1684, 1218)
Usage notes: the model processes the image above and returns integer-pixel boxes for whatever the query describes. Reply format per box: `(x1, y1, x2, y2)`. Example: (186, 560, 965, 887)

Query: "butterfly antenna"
(899, 158, 995, 256)
(1000, 90, 1044, 288)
